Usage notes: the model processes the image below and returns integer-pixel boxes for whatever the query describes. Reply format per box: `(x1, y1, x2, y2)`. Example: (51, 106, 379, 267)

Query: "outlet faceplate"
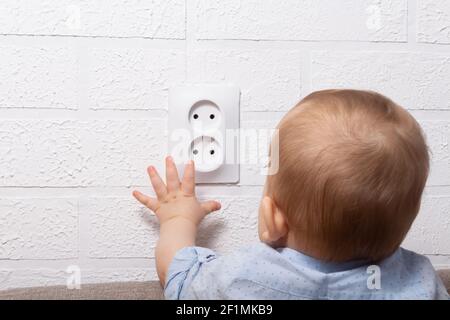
(168, 84, 240, 184)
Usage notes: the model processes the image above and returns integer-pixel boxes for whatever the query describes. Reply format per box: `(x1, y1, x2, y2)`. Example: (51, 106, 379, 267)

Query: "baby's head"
(258, 89, 429, 262)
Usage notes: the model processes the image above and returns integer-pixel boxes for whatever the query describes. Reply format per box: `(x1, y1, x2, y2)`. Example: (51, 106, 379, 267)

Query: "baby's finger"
(132, 190, 158, 212)
(147, 166, 167, 200)
(181, 160, 195, 196)
(165, 156, 181, 193)
(201, 200, 221, 215)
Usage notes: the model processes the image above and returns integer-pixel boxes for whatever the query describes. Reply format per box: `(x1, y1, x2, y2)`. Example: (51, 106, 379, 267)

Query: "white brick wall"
(312, 51, 450, 110)
(87, 48, 185, 110)
(418, 0, 450, 44)
(0, 198, 78, 259)
(187, 49, 302, 111)
(0, 0, 186, 38)
(193, 0, 408, 41)
(0, 0, 449, 290)
(0, 46, 78, 109)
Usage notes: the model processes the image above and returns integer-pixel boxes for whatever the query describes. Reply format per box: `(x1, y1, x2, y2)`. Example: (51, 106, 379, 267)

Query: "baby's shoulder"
(381, 247, 436, 274)
(376, 247, 448, 299)
(209, 243, 287, 281)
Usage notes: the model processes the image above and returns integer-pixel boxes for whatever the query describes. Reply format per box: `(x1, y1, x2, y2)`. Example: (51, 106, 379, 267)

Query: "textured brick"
(240, 119, 280, 186)
(403, 196, 450, 255)
(0, 268, 154, 290)
(193, 0, 407, 41)
(188, 49, 302, 111)
(312, 51, 450, 110)
(0, 0, 185, 38)
(0, 120, 85, 187)
(0, 120, 165, 187)
(418, 0, 450, 44)
(0, 198, 78, 259)
(197, 197, 260, 254)
(0, 46, 77, 109)
(87, 196, 260, 258)
(88, 48, 184, 110)
(420, 121, 450, 186)
(86, 198, 158, 258)
(82, 119, 167, 186)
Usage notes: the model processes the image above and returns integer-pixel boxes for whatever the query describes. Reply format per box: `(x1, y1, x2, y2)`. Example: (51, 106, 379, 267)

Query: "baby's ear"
(261, 196, 288, 245)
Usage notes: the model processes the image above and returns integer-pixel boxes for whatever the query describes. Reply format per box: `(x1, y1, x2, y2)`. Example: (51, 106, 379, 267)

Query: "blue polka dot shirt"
(164, 243, 448, 300)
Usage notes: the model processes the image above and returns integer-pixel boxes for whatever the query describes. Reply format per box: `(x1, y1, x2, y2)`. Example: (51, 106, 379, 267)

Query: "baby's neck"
(284, 233, 337, 262)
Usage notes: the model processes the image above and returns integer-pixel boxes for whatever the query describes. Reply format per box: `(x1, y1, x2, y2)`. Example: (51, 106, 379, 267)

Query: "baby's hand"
(133, 156, 221, 284)
(133, 156, 221, 227)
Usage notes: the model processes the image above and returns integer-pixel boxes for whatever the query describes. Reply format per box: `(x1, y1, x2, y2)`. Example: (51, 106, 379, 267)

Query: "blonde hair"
(268, 89, 429, 262)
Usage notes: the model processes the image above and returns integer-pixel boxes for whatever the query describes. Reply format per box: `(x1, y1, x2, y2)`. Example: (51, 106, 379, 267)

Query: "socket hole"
(209, 114, 215, 120)
(193, 149, 199, 155)
(210, 150, 215, 155)
(193, 114, 199, 120)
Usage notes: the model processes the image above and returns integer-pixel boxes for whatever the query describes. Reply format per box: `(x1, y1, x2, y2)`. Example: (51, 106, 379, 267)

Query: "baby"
(133, 89, 448, 300)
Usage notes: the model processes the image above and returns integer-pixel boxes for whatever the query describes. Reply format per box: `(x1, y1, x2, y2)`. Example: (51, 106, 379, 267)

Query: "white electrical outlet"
(168, 84, 240, 184)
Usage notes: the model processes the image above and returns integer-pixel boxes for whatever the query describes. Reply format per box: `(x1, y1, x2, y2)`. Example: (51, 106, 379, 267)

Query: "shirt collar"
(277, 246, 371, 273)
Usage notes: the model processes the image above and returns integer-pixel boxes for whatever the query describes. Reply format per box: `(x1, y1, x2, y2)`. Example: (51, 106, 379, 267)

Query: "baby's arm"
(133, 156, 221, 286)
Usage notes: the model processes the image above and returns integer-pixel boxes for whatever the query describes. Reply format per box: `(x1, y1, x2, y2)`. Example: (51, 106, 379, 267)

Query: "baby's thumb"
(201, 200, 221, 214)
